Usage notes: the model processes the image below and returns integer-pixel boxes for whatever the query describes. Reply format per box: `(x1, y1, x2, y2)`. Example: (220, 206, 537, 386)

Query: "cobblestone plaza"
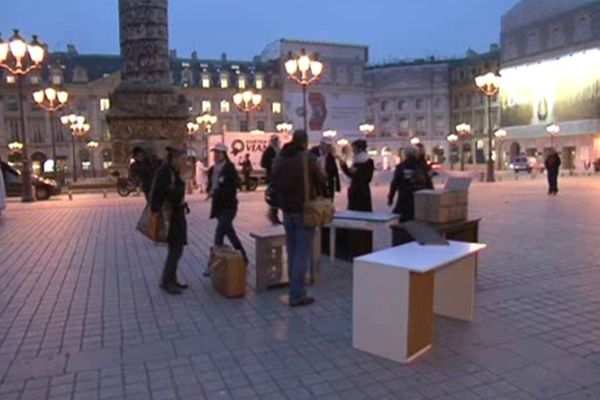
(1, 178, 600, 400)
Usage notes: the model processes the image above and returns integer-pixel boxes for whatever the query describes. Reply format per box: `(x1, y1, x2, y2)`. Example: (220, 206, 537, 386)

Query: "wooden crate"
(414, 190, 468, 224)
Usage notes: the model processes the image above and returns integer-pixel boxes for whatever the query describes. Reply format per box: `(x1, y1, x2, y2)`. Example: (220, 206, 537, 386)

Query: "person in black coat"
(545, 148, 561, 195)
(415, 143, 434, 190)
(129, 146, 159, 202)
(207, 143, 248, 263)
(150, 146, 189, 295)
(239, 153, 253, 191)
(261, 134, 281, 224)
(338, 139, 374, 211)
(310, 138, 341, 199)
(388, 146, 429, 222)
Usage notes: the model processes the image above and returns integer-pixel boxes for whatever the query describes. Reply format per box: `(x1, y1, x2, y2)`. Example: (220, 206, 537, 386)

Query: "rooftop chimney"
(191, 51, 198, 60)
(67, 44, 78, 55)
(221, 52, 227, 64)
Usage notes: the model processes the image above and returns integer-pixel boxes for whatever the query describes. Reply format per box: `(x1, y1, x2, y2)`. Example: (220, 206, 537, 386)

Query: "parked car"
(1, 162, 60, 200)
(509, 156, 533, 173)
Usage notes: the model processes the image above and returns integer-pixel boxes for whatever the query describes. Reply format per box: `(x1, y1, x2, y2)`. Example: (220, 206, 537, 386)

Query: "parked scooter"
(111, 171, 139, 197)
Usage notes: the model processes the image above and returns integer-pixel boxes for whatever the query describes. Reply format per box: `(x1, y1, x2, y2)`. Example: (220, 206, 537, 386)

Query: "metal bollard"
(480, 172, 484, 182)
(68, 190, 73, 200)
(103, 189, 107, 199)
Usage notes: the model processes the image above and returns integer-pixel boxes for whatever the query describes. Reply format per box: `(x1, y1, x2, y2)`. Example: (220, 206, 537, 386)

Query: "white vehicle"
(509, 155, 534, 173)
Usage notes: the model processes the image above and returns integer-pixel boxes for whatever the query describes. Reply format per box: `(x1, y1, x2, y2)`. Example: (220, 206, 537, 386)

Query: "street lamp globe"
(456, 123, 471, 136)
(86, 140, 99, 149)
(322, 129, 337, 138)
(494, 129, 507, 139)
(276, 122, 293, 133)
(359, 123, 374, 136)
(446, 133, 459, 144)
(337, 138, 349, 147)
(410, 137, 420, 145)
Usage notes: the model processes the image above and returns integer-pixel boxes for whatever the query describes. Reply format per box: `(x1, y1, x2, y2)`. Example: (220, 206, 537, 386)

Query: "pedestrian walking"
(207, 143, 248, 264)
(310, 138, 341, 199)
(195, 159, 207, 193)
(240, 153, 253, 191)
(338, 139, 375, 211)
(261, 134, 281, 224)
(130, 146, 158, 202)
(272, 130, 326, 307)
(545, 148, 561, 195)
(150, 146, 190, 295)
(388, 146, 429, 222)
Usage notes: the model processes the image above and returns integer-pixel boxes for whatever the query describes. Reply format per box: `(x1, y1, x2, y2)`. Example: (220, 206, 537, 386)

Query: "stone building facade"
(449, 46, 501, 166)
(500, 0, 600, 170)
(365, 60, 451, 169)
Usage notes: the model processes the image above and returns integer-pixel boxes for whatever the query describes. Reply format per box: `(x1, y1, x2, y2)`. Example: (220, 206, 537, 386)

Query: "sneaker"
(174, 281, 189, 289)
(160, 283, 182, 295)
(289, 296, 315, 308)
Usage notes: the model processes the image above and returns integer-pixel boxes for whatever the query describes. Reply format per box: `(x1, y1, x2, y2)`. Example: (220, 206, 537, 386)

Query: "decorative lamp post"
(546, 123, 559, 148)
(32, 87, 69, 174)
(475, 72, 501, 182)
(250, 129, 265, 135)
(359, 123, 375, 137)
(86, 140, 98, 178)
(60, 113, 89, 182)
(284, 49, 323, 132)
(0, 29, 46, 202)
(447, 133, 459, 171)
(494, 129, 507, 169)
(276, 122, 293, 134)
(455, 123, 472, 171)
(233, 90, 261, 131)
(410, 136, 420, 145)
(8, 141, 24, 153)
(195, 113, 217, 134)
(322, 129, 337, 138)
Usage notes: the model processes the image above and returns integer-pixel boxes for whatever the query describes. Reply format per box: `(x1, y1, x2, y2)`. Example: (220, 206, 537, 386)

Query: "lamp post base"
(486, 159, 495, 183)
(21, 160, 35, 202)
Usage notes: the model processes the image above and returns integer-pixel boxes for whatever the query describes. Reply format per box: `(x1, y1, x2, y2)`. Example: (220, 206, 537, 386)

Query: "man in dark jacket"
(388, 146, 428, 222)
(338, 139, 374, 211)
(261, 134, 281, 224)
(207, 143, 248, 263)
(415, 143, 434, 190)
(129, 146, 158, 202)
(310, 138, 341, 199)
(272, 130, 326, 308)
(545, 148, 561, 195)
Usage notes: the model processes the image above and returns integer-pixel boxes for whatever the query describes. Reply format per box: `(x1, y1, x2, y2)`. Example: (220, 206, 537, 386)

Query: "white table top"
(250, 225, 285, 239)
(333, 210, 399, 223)
(354, 241, 486, 273)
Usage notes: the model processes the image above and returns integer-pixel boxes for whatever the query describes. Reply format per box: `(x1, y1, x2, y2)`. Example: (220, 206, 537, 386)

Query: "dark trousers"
(162, 242, 184, 284)
(547, 171, 559, 193)
(215, 209, 247, 259)
(243, 172, 251, 191)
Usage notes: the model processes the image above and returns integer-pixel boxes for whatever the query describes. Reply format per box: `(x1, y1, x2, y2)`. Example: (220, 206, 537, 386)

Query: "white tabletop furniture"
(328, 211, 398, 265)
(353, 240, 486, 363)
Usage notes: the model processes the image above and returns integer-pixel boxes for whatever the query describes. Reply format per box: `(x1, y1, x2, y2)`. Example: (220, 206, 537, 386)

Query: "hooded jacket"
(272, 143, 326, 213)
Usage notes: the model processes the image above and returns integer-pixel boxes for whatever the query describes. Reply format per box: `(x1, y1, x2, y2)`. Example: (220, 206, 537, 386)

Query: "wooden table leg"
(433, 254, 476, 322)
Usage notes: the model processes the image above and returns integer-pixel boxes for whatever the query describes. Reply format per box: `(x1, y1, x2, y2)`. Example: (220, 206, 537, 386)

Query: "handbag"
(302, 153, 335, 227)
(136, 169, 174, 242)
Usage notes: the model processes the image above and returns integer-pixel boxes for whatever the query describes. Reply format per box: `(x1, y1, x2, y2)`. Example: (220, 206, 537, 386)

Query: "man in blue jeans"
(272, 130, 326, 307)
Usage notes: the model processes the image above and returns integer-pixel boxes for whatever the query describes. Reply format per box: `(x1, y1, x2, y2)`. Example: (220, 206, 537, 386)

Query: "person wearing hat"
(310, 137, 341, 199)
(129, 146, 159, 202)
(338, 139, 374, 211)
(150, 145, 190, 295)
(261, 134, 281, 224)
(388, 145, 428, 222)
(207, 143, 248, 263)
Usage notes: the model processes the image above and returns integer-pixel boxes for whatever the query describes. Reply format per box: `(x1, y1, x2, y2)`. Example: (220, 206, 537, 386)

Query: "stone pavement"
(1, 177, 600, 400)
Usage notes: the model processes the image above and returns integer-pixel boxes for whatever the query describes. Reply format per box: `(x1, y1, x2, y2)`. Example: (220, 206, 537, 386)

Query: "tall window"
(100, 98, 110, 111)
(240, 120, 248, 132)
(415, 99, 424, 110)
(380, 100, 388, 112)
(220, 73, 229, 89)
(202, 101, 212, 113)
(257, 120, 265, 131)
(5, 96, 19, 112)
(8, 120, 20, 141)
(272, 102, 282, 114)
(202, 74, 211, 88)
(398, 117, 409, 135)
(52, 74, 62, 85)
(398, 100, 405, 111)
(416, 116, 426, 134)
(238, 75, 246, 89)
(6, 75, 15, 84)
(255, 74, 264, 89)
(220, 100, 230, 113)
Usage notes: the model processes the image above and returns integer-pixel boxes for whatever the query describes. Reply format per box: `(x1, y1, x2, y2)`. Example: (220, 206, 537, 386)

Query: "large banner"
(207, 132, 291, 169)
(500, 48, 600, 127)
(284, 89, 365, 140)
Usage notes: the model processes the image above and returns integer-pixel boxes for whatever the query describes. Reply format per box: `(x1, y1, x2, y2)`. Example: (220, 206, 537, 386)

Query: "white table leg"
(329, 226, 336, 266)
(372, 223, 393, 252)
(433, 254, 476, 322)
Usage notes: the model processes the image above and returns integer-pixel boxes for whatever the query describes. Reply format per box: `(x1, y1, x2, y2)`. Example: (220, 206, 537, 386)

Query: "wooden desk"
(328, 211, 398, 265)
(353, 241, 486, 363)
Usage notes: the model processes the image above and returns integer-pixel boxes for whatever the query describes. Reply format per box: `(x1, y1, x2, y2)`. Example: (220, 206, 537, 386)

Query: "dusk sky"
(1, 0, 520, 63)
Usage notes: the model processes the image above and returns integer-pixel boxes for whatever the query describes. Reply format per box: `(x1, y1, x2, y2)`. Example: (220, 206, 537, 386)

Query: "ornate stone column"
(107, 0, 188, 169)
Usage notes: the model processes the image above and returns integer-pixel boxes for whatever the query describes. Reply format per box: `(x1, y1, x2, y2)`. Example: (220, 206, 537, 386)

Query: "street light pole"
(455, 123, 471, 172)
(233, 90, 261, 132)
(285, 49, 323, 133)
(475, 71, 501, 182)
(0, 30, 46, 202)
(33, 87, 69, 175)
